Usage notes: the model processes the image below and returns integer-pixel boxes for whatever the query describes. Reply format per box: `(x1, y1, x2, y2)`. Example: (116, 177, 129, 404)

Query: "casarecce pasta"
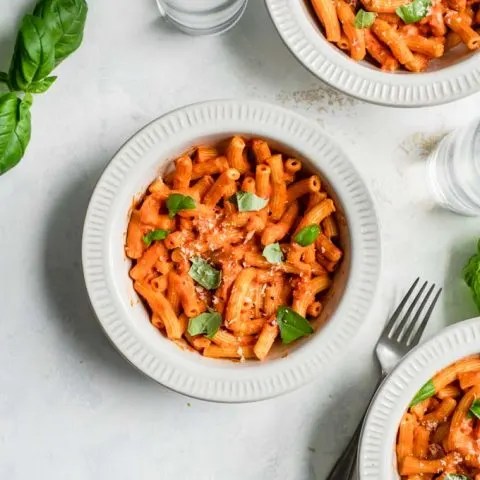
(309, 0, 480, 72)
(125, 136, 343, 361)
(397, 355, 480, 479)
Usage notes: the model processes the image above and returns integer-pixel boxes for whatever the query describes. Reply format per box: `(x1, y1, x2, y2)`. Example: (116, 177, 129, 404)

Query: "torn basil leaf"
(396, 0, 431, 24)
(187, 311, 222, 339)
(166, 193, 196, 218)
(410, 379, 435, 407)
(276, 306, 314, 344)
(294, 224, 321, 247)
(189, 257, 221, 290)
(262, 243, 284, 264)
(355, 9, 377, 28)
(233, 191, 268, 212)
(142, 229, 169, 247)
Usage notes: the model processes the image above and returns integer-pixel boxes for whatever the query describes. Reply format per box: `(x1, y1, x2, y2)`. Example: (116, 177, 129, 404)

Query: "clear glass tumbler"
(156, 0, 248, 35)
(427, 118, 480, 216)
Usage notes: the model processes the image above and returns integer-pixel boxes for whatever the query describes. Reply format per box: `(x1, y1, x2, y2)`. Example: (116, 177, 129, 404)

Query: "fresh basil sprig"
(142, 229, 169, 247)
(294, 225, 321, 246)
(189, 257, 222, 290)
(355, 9, 377, 28)
(8, 15, 56, 93)
(262, 243, 284, 264)
(166, 193, 196, 218)
(0, 93, 32, 175)
(276, 306, 314, 344)
(0, 0, 88, 175)
(187, 310, 222, 338)
(444, 475, 471, 480)
(410, 379, 435, 407)
(396, 0, 431, 24)
(34, 0, 88, 63)
(464, 239, 480, 312)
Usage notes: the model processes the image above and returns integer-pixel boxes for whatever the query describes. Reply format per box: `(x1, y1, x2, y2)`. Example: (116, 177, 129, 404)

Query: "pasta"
(397, 354, 480, 478)
(309, 0, 480, 72)
(125, 137, 343, 361)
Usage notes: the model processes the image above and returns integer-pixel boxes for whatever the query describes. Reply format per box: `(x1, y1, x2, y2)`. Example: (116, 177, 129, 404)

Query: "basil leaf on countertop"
(0, 93, 32, 175)
(166, 193, 196, 218)
(396, 0, 431, 24)
(34, 0, 88, 63)
(464, 239, 480, 313)
(262, 243, 284, 264)
(294, 224, 321, 246)
(276, 306, 314, 344)
(8, 15, 56, 93)
(232, 191, 268, 212)
(355, 9, 377, 28)
(189, 257, 221, 290)
(142, 229, 169, 247)
(187, 311, 222, 339)
(410, 379, 435, 407)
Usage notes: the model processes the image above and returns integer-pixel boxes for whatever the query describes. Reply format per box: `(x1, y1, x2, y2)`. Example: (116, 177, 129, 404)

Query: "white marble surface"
(1, 1, 480, 479)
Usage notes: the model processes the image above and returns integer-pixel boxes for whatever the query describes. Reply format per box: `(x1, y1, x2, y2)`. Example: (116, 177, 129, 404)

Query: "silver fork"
(326, 278, 442, 480)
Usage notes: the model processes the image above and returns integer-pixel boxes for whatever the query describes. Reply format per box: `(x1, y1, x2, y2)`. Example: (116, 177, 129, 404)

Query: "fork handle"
(326, 375, 385, 480)
(326, 419, 363, 480)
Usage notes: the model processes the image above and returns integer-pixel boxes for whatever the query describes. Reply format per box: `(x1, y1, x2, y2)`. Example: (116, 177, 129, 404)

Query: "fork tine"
(383, 278, 420, 338)
(402, 284, 435, 345)
(409, 287, 442, 347)
(390, 281, 428, 340)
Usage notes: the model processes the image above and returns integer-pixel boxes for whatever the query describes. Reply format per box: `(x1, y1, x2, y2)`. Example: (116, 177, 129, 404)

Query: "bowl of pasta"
(265, 0, 480, 106)
(82, 99, 380, 402)
(358, 317, 480, 480)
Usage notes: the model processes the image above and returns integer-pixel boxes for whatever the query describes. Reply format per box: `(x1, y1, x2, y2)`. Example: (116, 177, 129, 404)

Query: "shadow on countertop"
(221, 0, 317, 92)
(305, 368, 378, 480)
(40, 160, 161, 388)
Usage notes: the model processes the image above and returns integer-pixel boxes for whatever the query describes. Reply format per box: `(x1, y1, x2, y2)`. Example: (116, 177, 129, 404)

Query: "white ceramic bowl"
(358, 316, 480, 479)
(265, 0, 480, 107)
(82, 99, 381, 402)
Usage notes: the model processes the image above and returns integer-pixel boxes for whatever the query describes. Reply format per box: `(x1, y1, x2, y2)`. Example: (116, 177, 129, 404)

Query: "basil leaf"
(8, 15, 56, 92)
(464, 239, 480, 313)
(234, 191, 268, 212)
(166, 193, 196, 218)
(355, 9, 377, 28)
(187, 311, 222, 339)
(27, 75, 57, 94)
(189, 257, 221, 290)
(294, 224, 321, 246)
(0, 93, 32, 175)
(262, 243, 284, 264)
(34, 0, 88, 63)
(469, 398, 480, 419)
(276, 306, 314, 344)
(410, 379, 435, 407)
(142, 229, 169, 247)
(396, 0, 431, 24)
(444, 475, 471, 480)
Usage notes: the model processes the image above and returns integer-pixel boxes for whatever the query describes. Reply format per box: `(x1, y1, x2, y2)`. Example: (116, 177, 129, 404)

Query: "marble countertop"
(1, 0, 480, 479)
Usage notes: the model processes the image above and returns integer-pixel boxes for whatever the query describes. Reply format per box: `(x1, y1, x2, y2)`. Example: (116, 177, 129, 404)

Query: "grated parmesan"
(237, 346, 246, 363)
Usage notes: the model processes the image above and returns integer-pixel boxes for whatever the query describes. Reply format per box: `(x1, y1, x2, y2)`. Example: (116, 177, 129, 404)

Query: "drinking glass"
(156, 0, 248, 35)
(427, 118, 480, 216)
